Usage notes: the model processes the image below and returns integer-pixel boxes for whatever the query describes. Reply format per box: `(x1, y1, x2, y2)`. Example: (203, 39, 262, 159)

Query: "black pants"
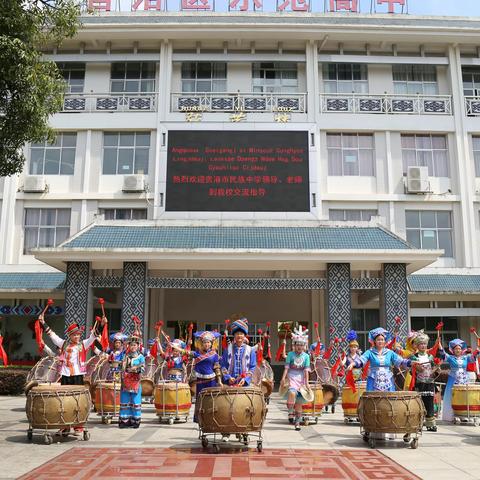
(416, 381, 435, 418)
(61, 374, 84, 386)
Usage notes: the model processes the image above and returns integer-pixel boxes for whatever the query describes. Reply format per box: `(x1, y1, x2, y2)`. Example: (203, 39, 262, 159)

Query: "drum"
(26, 384, 91, 429)
(451, 384, 480, 417)
(302, 384, 324, 416)
(322, 383, 339, 406)
(358, 391, 425, 434)
(94, 382, 120, 414)
(84, 355, 106, 396)
(25, 357, 61, 393)
(154, 381, 192, 418)
(342, 381, 367, 418)
(314, 358, 333, 384)
(141, 357, 159, 397)
(252, 363, 274, 398)
(197, 386, 266, 434)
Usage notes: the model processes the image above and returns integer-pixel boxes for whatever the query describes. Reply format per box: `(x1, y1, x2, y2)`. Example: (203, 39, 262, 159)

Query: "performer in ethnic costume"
(408, 331, 438, 431)
(119, 333, 145, 428)
(342, 330, 362, 380)
(221, 318, 256, 386)
(106, 332, 127, 381)
(439, 338, 479, 422)
(159, 338, 188, 382)
(347, 327, 411, 392)
(38, 313, 103, 434)
(280, 327, 310, 431)
(171, 330, 222, 422)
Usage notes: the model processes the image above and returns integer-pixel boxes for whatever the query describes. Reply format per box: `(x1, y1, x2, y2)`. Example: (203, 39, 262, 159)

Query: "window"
(93, 308, 121, 332)
(405, 210, 453, 257)
(472, 137, 480, 176)
(411, 317, 459, 346)
(401, 134, 448, 177)
(58, 63, 85, 93)
(327, 133, 375, 176)
(103, 132, 150, 175)
(110, 62, 156, 93)
(351, 309, 379, 352)
(323, 63, 368, 94)
(462, 67, 480, 96)
(252, 62, 298, 93)
(100, 208, 147, 220)
(29, 133, 76, 175)
(24, 208, 71, 253)
(393, 65, 438, 95)
(329, 209, 378, 221)
(181, 62, 227, 93)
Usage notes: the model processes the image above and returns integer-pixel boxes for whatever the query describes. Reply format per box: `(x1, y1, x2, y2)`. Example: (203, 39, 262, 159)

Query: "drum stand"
(198, 429, 263, 453)
(452, 382, 480, 426)
(157, 381, 189, 425)
(98, 376, 119, 424)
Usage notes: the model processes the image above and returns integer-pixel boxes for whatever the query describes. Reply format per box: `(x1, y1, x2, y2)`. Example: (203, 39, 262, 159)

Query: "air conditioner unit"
(122, 175, 145, 192)
(406, 166, 429, 193)
(23, 176, 47, 193)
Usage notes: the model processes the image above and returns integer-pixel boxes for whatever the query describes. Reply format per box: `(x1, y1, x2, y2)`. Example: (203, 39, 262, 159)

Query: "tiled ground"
(18, 447, 419, 480)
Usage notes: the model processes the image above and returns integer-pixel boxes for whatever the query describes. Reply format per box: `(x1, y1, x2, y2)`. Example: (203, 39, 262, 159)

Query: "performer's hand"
(228, 377, 236, 385)
(101, 315, 107, 326)
(346, 363, 354, 371)
(237, 378, 245, 387)
(38, 314, 45, 325)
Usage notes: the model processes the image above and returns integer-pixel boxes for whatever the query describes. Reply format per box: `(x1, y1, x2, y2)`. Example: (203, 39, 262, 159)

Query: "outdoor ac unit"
(406, 166, 429, 193)
(122, 175, 145, 192)
(23, 176, 47, 193)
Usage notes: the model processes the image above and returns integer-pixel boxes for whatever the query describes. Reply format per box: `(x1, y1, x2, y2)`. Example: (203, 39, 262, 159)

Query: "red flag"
(150, 339, 158, 358)
(331, 355, 342, 379)
(323, 342, 334, 360)
(101, 322, 109, 351)
(275, 339, 286, 362)
(222, 319, 230, 350)
(409, 363, 417, 391)
(361, 360, 370, 380)
(0, 336, 8, 366)
(346, 368, 356, 393)
(34, 319, 44, 353)
(428, 337, 440, 357)
(256, 329, 264, 364)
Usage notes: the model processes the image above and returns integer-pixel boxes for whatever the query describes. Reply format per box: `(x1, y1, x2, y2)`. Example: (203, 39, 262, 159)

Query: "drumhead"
(300, 386, 314, 402)
(29, 384, 86, 394)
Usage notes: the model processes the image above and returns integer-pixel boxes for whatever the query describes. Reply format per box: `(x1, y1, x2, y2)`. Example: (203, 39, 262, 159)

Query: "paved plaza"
(1, 393, 479, 479)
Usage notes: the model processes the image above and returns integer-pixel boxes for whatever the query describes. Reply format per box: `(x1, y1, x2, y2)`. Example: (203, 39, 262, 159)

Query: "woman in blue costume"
(439, 338, 479, 422)
(347, 327, 411, 392)
(106, 331, 127, 381)
(159, 338, 188, 382)
(171, 330, 222, 422)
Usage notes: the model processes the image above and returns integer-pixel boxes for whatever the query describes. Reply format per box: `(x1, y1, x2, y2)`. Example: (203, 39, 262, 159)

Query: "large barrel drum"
(302, 384, 324, 417)
(26, 384, 91, 429)
(452, 384, 480, 417)
(141, 357, 159, 397)
(154, 381, 192, 418)
(342, 381, 366, 418)
(198, 386, 266, 434)
(94, 382, 120, 414)
(358, 391, 425, 434)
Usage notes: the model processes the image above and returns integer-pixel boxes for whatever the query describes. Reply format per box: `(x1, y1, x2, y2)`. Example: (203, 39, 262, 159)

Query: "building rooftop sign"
(87, 0, 407, 14)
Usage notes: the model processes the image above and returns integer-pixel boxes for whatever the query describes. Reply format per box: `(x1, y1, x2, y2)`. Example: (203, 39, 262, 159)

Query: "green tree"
(0, 0, 81, 177)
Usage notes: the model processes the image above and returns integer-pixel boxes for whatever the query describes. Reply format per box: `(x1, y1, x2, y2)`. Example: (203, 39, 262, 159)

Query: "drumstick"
(41, 298, 55, 318)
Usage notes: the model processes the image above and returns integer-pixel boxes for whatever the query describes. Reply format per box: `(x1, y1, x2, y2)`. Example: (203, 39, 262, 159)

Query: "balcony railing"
(464, 96, 480, 116)
(62, 93, 157, 113)
(171, 92, 307, 113)
(320, 93, 452, 115)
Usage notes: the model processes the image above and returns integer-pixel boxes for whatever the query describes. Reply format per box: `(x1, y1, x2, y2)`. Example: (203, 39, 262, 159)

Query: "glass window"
(323, 63, 368, 94)
(181, 62, 227, 93)
(410, 317, 459, 346)
(23, 208, 71, 254)
(327, 133, 375, 176)
(401, 134, 449, 177)
(110, 62, 156, 93)
(252, 62, 298, 93)
(102, 132, 150, 175)
(57, 63, 85, 93)
(472, 137, 480, 176)
(351, 309, 380, 352)
(393, 65, 438, 95)
(29, 133, 76, 175)
(100, 208, 148, 220)
(405, 210, 453, 257)
(329, 209, 377, 221)
(462, 67, 480, 97)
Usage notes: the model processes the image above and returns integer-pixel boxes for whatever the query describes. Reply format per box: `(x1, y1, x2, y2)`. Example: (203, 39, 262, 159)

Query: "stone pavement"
(1, 393, 479, 479)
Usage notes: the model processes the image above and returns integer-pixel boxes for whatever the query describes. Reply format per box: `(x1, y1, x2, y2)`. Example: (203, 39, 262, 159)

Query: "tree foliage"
(0, 0, 81, 177)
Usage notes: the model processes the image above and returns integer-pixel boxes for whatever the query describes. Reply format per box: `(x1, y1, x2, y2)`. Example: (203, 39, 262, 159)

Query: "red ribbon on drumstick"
(34, 298, 54, 353)
(314, 322, 322, 356)
(97, 298, 109, 351)
(470, 327, 480, 348)
(427, 321, 444, 357)
(265, 322, 272, 362)
(222, 319, 230, 350)
(186, 322, 194, 352)
(256, 329, 264, 364)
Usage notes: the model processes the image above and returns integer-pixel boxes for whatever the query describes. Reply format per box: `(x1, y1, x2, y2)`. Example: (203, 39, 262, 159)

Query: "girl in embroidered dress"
(171, 330, 222, 422)
(342, 330, 362, 380)
(439, 338, 479, 422)
(159, 338, 188, 382)
(280, 327, 310, 431)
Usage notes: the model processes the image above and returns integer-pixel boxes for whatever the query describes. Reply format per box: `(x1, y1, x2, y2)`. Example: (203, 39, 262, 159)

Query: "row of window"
(21, 207, 454, 257)
(29, 131, 453, 177)
(59, 62, 450, 96)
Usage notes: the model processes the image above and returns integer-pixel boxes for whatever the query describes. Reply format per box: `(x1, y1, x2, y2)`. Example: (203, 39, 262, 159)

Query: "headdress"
(171, 338, 186, 349)
(412, 330, 429, 347)
(309, 341, 325, 353)
(292, 326, 309, 345)
(368, 327, 390, 344)
(194, 330, 220, 350)
(449, 338, 467, 354)
(66, 323, 84, 337)
(110, 332, 127, 343)
(346, 330, 359, 347)
(231, 318, 249, 336)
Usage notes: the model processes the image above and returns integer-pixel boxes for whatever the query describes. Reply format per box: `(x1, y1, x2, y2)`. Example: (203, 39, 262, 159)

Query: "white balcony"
(320, 93, 452, 115)
(62, 93, 157, 113)
(464, 96, 480, 116)
(170, 92, 307, 113)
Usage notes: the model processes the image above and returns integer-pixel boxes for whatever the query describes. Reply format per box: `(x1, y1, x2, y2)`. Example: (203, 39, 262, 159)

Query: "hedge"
(0, 368, 29, 395)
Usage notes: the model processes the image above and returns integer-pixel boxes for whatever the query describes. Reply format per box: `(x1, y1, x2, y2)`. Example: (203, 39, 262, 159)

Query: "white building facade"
(1, 11, 480, 368)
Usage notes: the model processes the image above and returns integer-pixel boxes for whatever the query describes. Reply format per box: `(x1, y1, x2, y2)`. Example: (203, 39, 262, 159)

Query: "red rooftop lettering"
(181, 0, 212, 10)
(131, 0, 162, 10)
(377, 0, 405, 13)
(329, 0, 358, 12)
(277, 0, 309, 12)
(229, 0, 262, 11)
(88, 0, 111, 11)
